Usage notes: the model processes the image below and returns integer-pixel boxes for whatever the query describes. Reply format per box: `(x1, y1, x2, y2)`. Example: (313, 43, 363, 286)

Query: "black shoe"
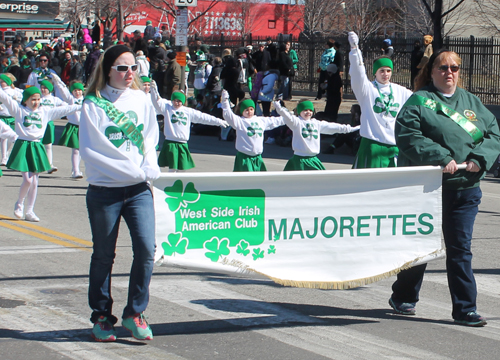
(454, 312, 487, 327)
(389, 298, 416, 315)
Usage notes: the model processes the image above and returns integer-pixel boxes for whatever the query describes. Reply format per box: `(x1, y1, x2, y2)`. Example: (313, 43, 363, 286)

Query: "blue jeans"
(87, 182, 156, 323)
(391, 186, 481, 319)
(279, 76, 290, 100)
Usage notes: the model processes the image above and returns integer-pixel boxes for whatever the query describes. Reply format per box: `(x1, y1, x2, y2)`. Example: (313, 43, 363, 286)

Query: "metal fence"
(199, 34, 500, 105)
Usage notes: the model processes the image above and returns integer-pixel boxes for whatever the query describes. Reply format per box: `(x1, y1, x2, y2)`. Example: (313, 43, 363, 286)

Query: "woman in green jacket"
(388, 49, 500, 327)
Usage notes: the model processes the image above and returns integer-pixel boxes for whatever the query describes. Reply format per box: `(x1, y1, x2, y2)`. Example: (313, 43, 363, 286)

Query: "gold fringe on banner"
(221, 250, 443, 290)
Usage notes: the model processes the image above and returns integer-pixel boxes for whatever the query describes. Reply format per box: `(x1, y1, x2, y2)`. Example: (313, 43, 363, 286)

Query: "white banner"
(153, 167, 444, 289)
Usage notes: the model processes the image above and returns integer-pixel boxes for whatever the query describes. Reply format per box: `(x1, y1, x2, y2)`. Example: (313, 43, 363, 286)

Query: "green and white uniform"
(0, 120, 17, 176)
(0, 86, 22, 130)
(396, 84, 500, 189)
(39, 94, 65, 145)
(221, 98, 284, 171)
(274, 101, 360, 171)
(0, 87, 80, 173)
(53, 77, 83, 149)
(349, 49, 412, 168)
(79, 85, 160, 187)
(150, 84, 227, 170)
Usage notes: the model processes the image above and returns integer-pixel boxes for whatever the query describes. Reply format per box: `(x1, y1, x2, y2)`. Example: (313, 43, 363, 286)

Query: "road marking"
(0, 214, 92, 252)
(0, 245, 79, 255)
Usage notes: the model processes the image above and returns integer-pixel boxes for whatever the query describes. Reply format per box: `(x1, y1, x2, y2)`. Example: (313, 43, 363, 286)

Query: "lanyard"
(373, 82, 396, 117)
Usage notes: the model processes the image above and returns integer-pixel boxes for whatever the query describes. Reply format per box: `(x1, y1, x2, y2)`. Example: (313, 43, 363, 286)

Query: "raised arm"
(348, 32, 372, 100)
(273, 100, 300, 128)
(150, 80, 171, 114)
(220, 90, 241, 128)
(52, 74, 74, 104)
(0, 86, 23, 119)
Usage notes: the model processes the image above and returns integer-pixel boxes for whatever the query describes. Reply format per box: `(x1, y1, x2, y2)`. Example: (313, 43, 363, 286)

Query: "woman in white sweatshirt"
(348, 31, 412, 169)
(79, 45, 160, 343)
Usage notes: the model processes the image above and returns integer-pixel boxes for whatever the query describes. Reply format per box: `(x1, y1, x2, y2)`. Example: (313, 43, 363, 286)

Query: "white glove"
(348, 32, 359, 49)
(150, 80, 158, 92)
(273, 100, 282, 110)
(142, 165, 161, 182)
(220, 120, 230, 128)
(221, 89, 230, 101)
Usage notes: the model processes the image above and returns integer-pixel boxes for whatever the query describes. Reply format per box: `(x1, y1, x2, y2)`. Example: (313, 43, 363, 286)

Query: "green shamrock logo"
(273, 234, 280, 241)
(252, 248, 265, 260)
(41, 99, 55, 107)
(236, 240, 250, 256)
(105, 124, 144, 149)
(373, 97, 386, 114)
(204, 237, 230, 262)
(268, 245, 276, 254)
(301, 123, 318, 139)
(23, 114, 42, 128)
(162, 232, 188, 256)
(171, 111, 188, 125)
(126, 110, 138, 124)
(246, 122, 263, 137)
(105, 126, 127, 147)
(164, 180, 200, 212)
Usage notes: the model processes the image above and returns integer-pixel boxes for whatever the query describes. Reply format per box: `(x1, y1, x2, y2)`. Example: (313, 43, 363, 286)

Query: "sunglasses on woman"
(111, 64, 138, 72)
(437, 65, 460, 73)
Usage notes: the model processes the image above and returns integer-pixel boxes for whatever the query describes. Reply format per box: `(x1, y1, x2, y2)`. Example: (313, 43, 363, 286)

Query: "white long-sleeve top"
(0, 87, 80, 141)
(150, 84, 226, 143)
(40, 94, 65, 110)
(0, 120, 17, 141)
(274, 101, 360, 157)
(349, 49, 412, 145)
(52, 77, 83, 125)
(222, 99, 284, 156)
(0, 86, 22, 117)
(27, 67, 58, 90)
(79, 84, 160, 187)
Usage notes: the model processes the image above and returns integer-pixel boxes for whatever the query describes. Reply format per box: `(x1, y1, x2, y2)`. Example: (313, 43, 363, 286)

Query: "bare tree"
(59, 0, 92, 38)
(342, 0, 393, 41)
(394, 0, 471, 38)
(417, 0, 467, 48)
(295, 0, 343, 38)
(473, 0, 500, 36)
(139, 0, 220, 37)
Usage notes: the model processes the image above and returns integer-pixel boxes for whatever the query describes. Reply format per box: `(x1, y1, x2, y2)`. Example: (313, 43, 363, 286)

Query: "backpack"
(250, 71, 265, 100)
(237, 58, 247, 84)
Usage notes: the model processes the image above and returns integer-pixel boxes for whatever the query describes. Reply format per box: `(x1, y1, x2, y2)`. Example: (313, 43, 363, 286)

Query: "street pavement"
(1, 99, 500, 360)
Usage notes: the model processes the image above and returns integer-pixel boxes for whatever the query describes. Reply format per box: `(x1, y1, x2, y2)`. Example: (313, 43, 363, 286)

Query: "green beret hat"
(0, 74, 12, 86)
(171, 91, 186, 104)
(39, 80, 54, 93)
(297, 100, 314, 115)
(373, 57, 393, 75)
(22, 86, 42, 103)
(141, 76, 151, 83)
(70, 82, 85, 92)
(239, 99, 255, 113)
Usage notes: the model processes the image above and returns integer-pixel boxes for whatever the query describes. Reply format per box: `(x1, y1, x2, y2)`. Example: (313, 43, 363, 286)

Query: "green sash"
(85, 93, 145, 155)
(405, 94, 484, 144)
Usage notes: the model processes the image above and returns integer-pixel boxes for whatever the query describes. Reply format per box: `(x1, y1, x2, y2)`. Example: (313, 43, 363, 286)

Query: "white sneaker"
(265, 137, 276, 144)
(48, 166, 58, 174)
(14, 202, 24, 219)
(71, 172, 83, 179)
(25, 212, 40, 222)
(0, 158, 7, 166)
